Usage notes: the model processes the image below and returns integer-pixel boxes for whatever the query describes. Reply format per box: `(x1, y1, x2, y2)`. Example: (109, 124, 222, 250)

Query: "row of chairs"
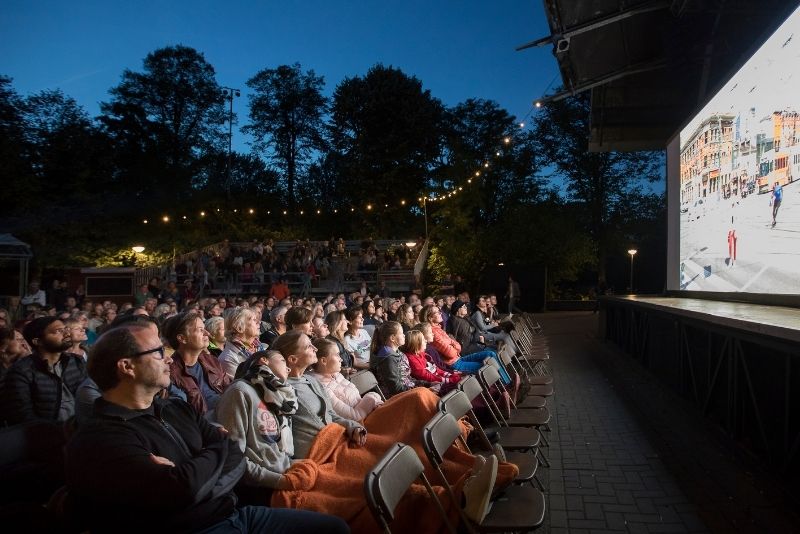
(364, 312, 554, 533)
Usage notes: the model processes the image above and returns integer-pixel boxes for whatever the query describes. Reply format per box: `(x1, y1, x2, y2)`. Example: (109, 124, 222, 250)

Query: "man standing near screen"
(771, 181, 783, 227)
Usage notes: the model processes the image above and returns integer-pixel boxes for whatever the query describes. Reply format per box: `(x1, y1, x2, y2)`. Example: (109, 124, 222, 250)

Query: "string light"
(248, 208, 254, 214)
(182, 215, 187, 220)
(162, 216, 169, 223)
(143, 219, 148, 224)
(200, 211, 206, 217)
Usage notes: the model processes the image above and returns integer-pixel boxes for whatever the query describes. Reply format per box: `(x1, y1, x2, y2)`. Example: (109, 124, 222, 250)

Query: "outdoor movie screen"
(678, 5, 800, 294)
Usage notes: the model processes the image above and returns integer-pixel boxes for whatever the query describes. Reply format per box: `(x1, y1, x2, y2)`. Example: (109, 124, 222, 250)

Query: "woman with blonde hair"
(218, 307, 263, 380)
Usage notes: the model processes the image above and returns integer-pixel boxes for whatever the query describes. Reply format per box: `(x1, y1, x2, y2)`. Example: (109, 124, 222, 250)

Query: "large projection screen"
(669, 6, 800, 296)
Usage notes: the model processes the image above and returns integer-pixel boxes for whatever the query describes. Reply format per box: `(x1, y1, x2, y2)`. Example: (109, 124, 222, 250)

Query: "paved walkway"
(536, 311, 798, 534)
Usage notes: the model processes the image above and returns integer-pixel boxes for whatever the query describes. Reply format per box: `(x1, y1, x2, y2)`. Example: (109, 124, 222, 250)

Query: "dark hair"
(0, 326, 14, 344)
(22, 316, 60, 347)
(88, 325, 150, 391)
(109, 313, 160, 333)
(369, 320, 402, 357)
(285, 306, 313, 329)
(345, 305, 363, 323)
(162, 311, 202, 350)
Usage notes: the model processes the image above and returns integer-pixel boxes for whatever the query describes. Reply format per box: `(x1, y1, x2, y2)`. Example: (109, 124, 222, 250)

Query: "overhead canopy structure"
(525, 0, 799, 151)
(0, 234, 33, 298)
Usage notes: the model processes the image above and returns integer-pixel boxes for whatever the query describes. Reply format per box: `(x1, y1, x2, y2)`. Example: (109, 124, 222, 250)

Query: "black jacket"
(65, 397, 244, 533)
(1, 352, 86, 425)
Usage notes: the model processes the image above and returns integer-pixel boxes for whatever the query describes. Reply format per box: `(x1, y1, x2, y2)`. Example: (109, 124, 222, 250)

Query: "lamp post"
(627, 249, 638, 293)
(221, 86, 241, 200)
(131, 246, 145, 268)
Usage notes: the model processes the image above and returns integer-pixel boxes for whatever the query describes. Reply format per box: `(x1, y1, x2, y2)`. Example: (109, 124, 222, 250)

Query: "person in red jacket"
(402, 329, 461, 392)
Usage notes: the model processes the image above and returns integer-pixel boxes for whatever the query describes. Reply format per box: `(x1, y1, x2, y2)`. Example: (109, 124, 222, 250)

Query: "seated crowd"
(0, 280, 523, 533)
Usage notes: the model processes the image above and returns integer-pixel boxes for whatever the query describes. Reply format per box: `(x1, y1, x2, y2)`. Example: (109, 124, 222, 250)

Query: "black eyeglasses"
(129, 345, 166, 360)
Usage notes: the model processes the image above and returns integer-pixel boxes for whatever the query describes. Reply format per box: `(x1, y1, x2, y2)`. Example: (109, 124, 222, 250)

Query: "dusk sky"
(1, 0, 560, 152)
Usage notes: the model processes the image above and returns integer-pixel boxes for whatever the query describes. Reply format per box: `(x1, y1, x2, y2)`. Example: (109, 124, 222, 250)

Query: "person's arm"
(471, 311, 491, 333)
(1, 364, 38, 424)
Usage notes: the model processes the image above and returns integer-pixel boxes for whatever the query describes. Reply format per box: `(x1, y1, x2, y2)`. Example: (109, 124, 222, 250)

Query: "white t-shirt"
(344, 329, 372, 367)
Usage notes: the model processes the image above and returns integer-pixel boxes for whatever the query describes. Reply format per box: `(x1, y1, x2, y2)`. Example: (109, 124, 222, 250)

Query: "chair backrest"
(498, 344, 514, 365)
(477, 363, 503, 389)
(364, 442, 425, 531)
(422, 412, 462, 466)
(438, 389, 473, 419)
(350, 370, 385, 399)
(457, 375, 484, 402)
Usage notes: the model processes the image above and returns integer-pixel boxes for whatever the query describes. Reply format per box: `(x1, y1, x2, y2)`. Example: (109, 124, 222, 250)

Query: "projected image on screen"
(679, 6, 800, 293)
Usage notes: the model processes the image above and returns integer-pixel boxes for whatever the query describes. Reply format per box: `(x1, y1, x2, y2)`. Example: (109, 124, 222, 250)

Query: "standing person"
(771, 180, 784, 227)
(728, 201, 737, 267)
(2, 317, 86, 425)
(66, 324, 347, 533)
(21, 281, 47, 308)
(505, 275, 522, 316)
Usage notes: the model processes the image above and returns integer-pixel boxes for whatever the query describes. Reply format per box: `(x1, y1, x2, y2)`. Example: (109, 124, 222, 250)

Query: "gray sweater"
(287, 374, 362, 459)
(215, 380, 292, 488)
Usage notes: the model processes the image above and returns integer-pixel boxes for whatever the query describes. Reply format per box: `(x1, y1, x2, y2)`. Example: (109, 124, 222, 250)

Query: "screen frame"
(665, 5, 800, 307)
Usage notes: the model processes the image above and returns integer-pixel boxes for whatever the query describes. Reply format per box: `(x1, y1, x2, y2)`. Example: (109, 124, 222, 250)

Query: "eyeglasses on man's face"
(129, 345, 166, 360)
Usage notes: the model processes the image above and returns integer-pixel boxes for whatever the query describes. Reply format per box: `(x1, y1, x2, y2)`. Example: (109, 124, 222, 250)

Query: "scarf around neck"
(243, 363, 298, 426)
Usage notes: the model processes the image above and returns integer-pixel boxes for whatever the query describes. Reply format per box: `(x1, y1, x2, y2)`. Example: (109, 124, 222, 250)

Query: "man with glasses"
(2, 317, 86, 425)
(65, 322, 348, 533)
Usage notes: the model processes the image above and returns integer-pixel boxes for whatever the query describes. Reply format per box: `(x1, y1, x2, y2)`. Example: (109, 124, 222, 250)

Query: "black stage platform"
(601, 296, 800, 487)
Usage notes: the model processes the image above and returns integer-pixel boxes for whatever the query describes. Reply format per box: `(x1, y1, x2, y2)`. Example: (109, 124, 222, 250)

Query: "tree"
(244, 63, 327, 207)
(532, 93, 663, 284)
(100, 45, 227, 206)
(0, 76, 35, 215)
(328, 64, 445, 226)
(425, 99, 542, 286)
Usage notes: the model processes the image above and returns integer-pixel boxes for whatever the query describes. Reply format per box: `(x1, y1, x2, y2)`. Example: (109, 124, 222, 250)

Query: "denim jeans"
(197, 506, 350, 534)
(451, 350, 511, 385)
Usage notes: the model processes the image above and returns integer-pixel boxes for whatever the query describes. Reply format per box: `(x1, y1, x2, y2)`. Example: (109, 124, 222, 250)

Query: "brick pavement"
(536, 312, 708, 534)
(535, 310, 800, 534)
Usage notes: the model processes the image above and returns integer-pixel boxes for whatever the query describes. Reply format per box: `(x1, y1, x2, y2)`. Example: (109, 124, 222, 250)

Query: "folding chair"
(422, 412, 546, 533)
(458, 376, 542, 453)
(364, 442, 455, 534)
(486, 357, 548, 410)
(349, 369, 386, 400)
(477, 366, 551, 427)
(498, 345, 552, 387)
(510, 329, 551, 377)
(439, 390, 542, 489)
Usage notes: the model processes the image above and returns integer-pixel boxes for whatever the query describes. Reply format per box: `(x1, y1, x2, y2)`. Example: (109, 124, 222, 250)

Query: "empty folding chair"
(349, 369, 386, 400)
(422, 412, 546, 533)
(477, 366, 551, 428)
(486, 357, 548, 410)
(439, 390, 542, 489)
(498, 345, 552, 387)
(458, 376, 542, 454)
(364, 442, 455, 534)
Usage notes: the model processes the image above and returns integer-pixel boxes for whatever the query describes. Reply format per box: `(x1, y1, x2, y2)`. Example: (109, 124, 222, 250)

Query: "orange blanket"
(271, 387, 518, 533)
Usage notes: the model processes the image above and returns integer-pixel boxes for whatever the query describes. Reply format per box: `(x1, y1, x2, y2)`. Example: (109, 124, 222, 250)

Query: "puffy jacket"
(2, 352, 86, 425)
(430, 324, 461, 366)
(170, 350, 230, 416)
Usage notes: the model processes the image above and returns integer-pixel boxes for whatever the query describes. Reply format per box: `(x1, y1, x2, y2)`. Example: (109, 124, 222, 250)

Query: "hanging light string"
(140, 109, 546, 224)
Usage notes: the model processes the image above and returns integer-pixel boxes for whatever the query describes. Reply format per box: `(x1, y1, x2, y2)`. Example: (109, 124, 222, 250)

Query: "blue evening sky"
(0, 0, 560, 152)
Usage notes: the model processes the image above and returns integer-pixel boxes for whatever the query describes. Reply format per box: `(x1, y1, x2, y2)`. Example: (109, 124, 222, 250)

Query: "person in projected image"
(771, 180, 783, 227)
(727, 201, 737, 268)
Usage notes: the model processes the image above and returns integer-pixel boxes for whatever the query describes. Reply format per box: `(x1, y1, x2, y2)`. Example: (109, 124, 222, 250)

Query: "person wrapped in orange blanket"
(217, 331, 518, 533)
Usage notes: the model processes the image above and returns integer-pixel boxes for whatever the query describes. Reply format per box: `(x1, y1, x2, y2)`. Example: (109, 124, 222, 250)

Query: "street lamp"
(131, 246, 145, 254)
(221, 86, 241, 200)
(627, 249, 638, 293)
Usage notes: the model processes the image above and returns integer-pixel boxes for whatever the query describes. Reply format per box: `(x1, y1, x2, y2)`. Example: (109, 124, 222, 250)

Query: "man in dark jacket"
(65, 323, 348, 533)
(2, 317, 86, 425)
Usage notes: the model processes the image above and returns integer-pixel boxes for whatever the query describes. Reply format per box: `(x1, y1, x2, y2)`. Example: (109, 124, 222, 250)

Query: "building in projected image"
(681, 109, 800, 210)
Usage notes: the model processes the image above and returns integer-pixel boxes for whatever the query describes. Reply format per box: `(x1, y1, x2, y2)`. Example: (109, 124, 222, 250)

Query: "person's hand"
(349, 427, 367, 447)
(478, 335, 485, 344)
(217, 425, 229, 435)
(150, 454, 175, 467)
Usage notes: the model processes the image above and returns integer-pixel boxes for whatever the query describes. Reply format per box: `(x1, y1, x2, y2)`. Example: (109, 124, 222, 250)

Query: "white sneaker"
(463, 454, 497, 523)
